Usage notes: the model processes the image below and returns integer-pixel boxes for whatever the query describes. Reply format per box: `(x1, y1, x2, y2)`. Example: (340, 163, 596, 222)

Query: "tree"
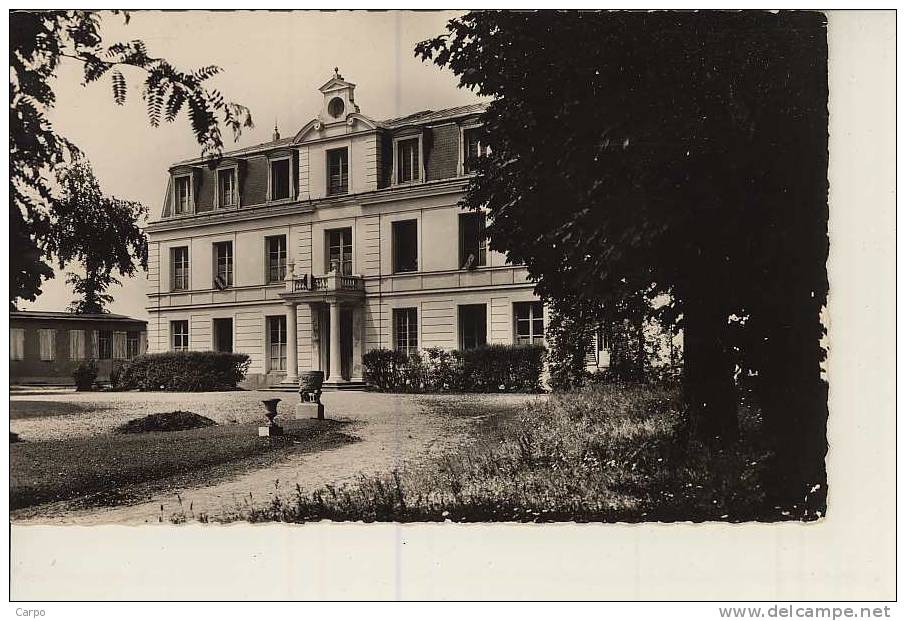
(49, 160, 147, 313)
(10, 10, 253, 308)
(417, 11, 829, 516)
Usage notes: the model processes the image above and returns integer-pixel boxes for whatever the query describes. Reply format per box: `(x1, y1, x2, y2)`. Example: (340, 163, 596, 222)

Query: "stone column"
(328, 298, 342, 382)
(284, 302, 299, 384)
(351, 305, 364, 382)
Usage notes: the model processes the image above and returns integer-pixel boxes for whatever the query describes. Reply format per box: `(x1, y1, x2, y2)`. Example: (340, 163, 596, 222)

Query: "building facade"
(145, 72, 545, 389)
(10, 311, 147, 385)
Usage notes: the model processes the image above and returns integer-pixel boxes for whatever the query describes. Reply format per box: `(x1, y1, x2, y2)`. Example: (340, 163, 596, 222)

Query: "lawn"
(10, 419, 354, 510)
(217, 383, 772, 523)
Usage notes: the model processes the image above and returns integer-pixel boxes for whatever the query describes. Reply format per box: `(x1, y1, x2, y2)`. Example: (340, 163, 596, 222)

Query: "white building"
(145, 72, 545, 389)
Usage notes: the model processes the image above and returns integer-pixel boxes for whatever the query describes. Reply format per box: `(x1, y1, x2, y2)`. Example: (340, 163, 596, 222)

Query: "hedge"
(114, 351, 251, 392)
(363, 344, 545, 393)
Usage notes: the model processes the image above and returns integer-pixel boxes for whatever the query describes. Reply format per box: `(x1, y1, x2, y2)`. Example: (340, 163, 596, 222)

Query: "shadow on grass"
(10, 419, 358, 511)
(10, 400, 111, 419)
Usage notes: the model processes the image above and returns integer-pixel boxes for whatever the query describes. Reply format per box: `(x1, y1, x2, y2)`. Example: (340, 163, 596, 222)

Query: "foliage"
(416, 11, 829, 512)
(114, 351, 251, 392)
(10, 10, 254, 307)
(545, 299, 600, 392)
(114, 411, 216, 434)
(363, 345, 545, 393)
(218, 384, 774, 524)
(72, 359, 98, 391)
(49, 160, 148, 313)
(362, 348, 409, 391)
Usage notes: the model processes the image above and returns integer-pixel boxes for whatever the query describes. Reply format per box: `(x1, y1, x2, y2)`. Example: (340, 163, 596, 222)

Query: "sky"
(22, 10, 483, 320)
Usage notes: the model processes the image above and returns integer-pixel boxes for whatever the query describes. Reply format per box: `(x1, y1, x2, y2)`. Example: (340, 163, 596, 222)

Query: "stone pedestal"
(295, 402, 325, 420)
(258, 424, 284, 437)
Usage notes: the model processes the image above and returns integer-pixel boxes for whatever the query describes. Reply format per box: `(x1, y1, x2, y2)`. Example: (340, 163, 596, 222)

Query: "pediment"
(293, 113, 381, 143)
(319, 77, 356, 93)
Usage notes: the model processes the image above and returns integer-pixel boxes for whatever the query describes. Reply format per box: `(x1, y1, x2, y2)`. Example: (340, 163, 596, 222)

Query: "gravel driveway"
(10, 390, 545, 525)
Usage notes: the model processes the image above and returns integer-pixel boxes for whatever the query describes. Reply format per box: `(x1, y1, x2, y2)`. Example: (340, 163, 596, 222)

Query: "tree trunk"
(682, 299, 739, 442)
(753, 304, 828, 518)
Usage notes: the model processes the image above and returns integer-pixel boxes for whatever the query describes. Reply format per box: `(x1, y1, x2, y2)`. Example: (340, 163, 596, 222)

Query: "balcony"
(280, 265, 364, 304)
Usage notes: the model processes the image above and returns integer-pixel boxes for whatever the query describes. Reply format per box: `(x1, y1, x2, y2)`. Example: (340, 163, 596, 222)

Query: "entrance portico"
(279, 262, 366, 390)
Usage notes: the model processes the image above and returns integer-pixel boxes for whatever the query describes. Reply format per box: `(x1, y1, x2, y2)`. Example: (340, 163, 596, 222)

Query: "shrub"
(115, 411, 217, 434)
(362, 348, 408, 392)
(72, 359, 98, 391)
(114, 351, 251, 392)
(363, 344, 545, 393)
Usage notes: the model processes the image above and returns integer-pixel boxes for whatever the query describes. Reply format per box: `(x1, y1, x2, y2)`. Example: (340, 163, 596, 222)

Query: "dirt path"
(11, 392, 543, 525)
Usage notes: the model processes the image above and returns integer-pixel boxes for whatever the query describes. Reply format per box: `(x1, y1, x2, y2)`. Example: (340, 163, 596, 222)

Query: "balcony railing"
(290, 272, 364, 294)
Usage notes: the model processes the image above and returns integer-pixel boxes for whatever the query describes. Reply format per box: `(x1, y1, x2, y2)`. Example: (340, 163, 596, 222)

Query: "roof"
(171, 102, 490, 167)
(380, 103, 489, 128)
(10, 310, 147, 324)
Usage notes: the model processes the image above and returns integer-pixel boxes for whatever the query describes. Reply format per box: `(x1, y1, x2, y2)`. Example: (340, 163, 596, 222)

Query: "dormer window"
(394, 136, 422, 184)
(217, 168, 237, 208)
(327, 148, 349, 196)
(269, 158, 291, 201)
(462, 127, 485, 174)
(174, 175, 191, 215)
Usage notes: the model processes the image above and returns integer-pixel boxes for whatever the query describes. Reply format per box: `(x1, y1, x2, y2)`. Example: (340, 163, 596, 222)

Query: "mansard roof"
(170, 102, 489, 168)
(380, 102, 488, 128)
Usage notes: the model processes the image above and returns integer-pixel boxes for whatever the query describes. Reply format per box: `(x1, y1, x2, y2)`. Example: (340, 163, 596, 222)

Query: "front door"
(340, 308, 353, 381)
(213, 318, 233, 353)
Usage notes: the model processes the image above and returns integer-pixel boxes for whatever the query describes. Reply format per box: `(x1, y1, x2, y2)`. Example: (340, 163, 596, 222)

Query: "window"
(326, 228, 353, 275)
(217, 168, 237, 207)
(213, 319, 233, 353)
(328, 97, 345, 118)
(267, 315, 287, 371)
(171, 246, 189, 291)
(459, 305, 487, 350)
(327, 148, 349, 195)
(514, 302, 545, 345)
(462, 127, 483, 174)
(126, 331, 141, 358)
(112, 331, 128, 360)
(38, 329, 55, 361)
(266, 235, 287, 283)
(171, 320, 189, 351)
(392, 219, 418, 273)
(394, 308, 418, 356)
(174, 175, 191, 214)
(10, 328, 24, 360)
(396, 138, 420, 184)
(459, 212, 487, 269)
(270, 158, 291, 201)
(213, 241, 233, 288)
(69, 330, 86, 360)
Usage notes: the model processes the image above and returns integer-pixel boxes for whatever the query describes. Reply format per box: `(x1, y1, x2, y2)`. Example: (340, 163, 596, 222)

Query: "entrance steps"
(262, 381, 367, 393)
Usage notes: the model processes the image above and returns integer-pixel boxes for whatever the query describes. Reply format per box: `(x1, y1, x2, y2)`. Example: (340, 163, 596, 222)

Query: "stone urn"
(259, 398, 283, 436)
(299, 371, 324, 404)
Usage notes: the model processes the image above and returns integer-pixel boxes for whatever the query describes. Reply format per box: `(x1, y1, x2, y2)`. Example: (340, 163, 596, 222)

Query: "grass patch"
(217, 384, 772, 523)
(115, 411, 216, 434)
(11, 400, 110, 420)
(10, 420, 353, 510)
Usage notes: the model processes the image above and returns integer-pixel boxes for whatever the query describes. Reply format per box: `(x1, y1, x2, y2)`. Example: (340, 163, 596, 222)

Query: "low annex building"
(145, 71, 546, 389)
(10, 310, 148, 385)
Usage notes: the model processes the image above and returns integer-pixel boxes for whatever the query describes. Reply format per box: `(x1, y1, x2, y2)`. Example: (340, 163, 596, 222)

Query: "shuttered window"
(38, 329, 56, 361)
(69, 330, 86, 360)
(10, 328, 25, 361)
